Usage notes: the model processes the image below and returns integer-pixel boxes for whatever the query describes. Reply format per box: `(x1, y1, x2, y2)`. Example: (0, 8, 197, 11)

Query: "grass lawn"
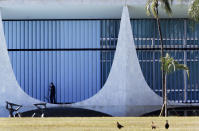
(0, 117, 199, 131)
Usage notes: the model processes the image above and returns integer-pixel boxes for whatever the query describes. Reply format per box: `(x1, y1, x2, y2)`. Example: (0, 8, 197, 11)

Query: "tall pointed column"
(71, 6, 162, 116)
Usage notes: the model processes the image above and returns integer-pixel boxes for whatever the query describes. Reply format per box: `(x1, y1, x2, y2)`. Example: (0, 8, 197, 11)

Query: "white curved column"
(0, 10, 40, 107)
(70, 6, 164, 116)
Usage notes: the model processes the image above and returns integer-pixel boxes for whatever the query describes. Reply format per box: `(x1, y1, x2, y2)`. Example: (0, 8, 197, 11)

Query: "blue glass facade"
(3, 20, 101, 103)
(101, 19, 199, 103)
(3, 19, 199, 103)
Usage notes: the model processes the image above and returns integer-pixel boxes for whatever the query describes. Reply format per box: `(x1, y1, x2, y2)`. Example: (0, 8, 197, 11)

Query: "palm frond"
(161, 0, 173, 16)
(145, 0, 153, 16)
(161, 53, 189, 78)
(151, 0, 158, 18)
(145, 0, 158, 18)
(188, 0, 199, 21)
(145, 0, 173, 18)
(175, 62, 190, 79)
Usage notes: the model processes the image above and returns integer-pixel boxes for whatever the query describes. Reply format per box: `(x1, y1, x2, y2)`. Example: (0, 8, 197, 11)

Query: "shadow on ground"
(143, 106, 199, 116)
(20, 107, 111, 117)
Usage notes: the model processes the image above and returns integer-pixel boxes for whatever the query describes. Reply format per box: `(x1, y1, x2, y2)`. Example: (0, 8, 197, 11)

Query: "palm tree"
(145, 0, 197, 117)
(159, 53, 189, 116)
(145, 0, 173, 117)
(188, 0, 199, 21)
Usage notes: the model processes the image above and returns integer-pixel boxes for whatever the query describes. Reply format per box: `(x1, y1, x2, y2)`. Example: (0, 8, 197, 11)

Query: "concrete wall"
(0, 0, 190, 19)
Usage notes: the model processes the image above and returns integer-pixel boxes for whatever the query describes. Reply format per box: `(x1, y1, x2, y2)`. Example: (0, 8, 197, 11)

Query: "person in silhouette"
(151, 121, 156, 129)
(165, 120, 169, 129)
(49, 82, 56, 104)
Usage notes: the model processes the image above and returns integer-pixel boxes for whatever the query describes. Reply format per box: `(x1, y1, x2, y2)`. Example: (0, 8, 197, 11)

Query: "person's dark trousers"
(50, 95, 55, 104)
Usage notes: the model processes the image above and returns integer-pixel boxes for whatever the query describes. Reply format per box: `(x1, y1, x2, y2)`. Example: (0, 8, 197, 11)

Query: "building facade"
(1, 0, 198, 104)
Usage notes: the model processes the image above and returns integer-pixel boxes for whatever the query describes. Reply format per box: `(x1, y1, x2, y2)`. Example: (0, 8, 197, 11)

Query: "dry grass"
(0, 117, 199, 131)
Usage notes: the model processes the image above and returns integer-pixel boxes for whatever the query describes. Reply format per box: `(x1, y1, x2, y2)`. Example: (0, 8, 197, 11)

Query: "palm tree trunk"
(154, 1, 166, 117)
(156, 13, 166, 116)
(164, 73, 167, 117)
